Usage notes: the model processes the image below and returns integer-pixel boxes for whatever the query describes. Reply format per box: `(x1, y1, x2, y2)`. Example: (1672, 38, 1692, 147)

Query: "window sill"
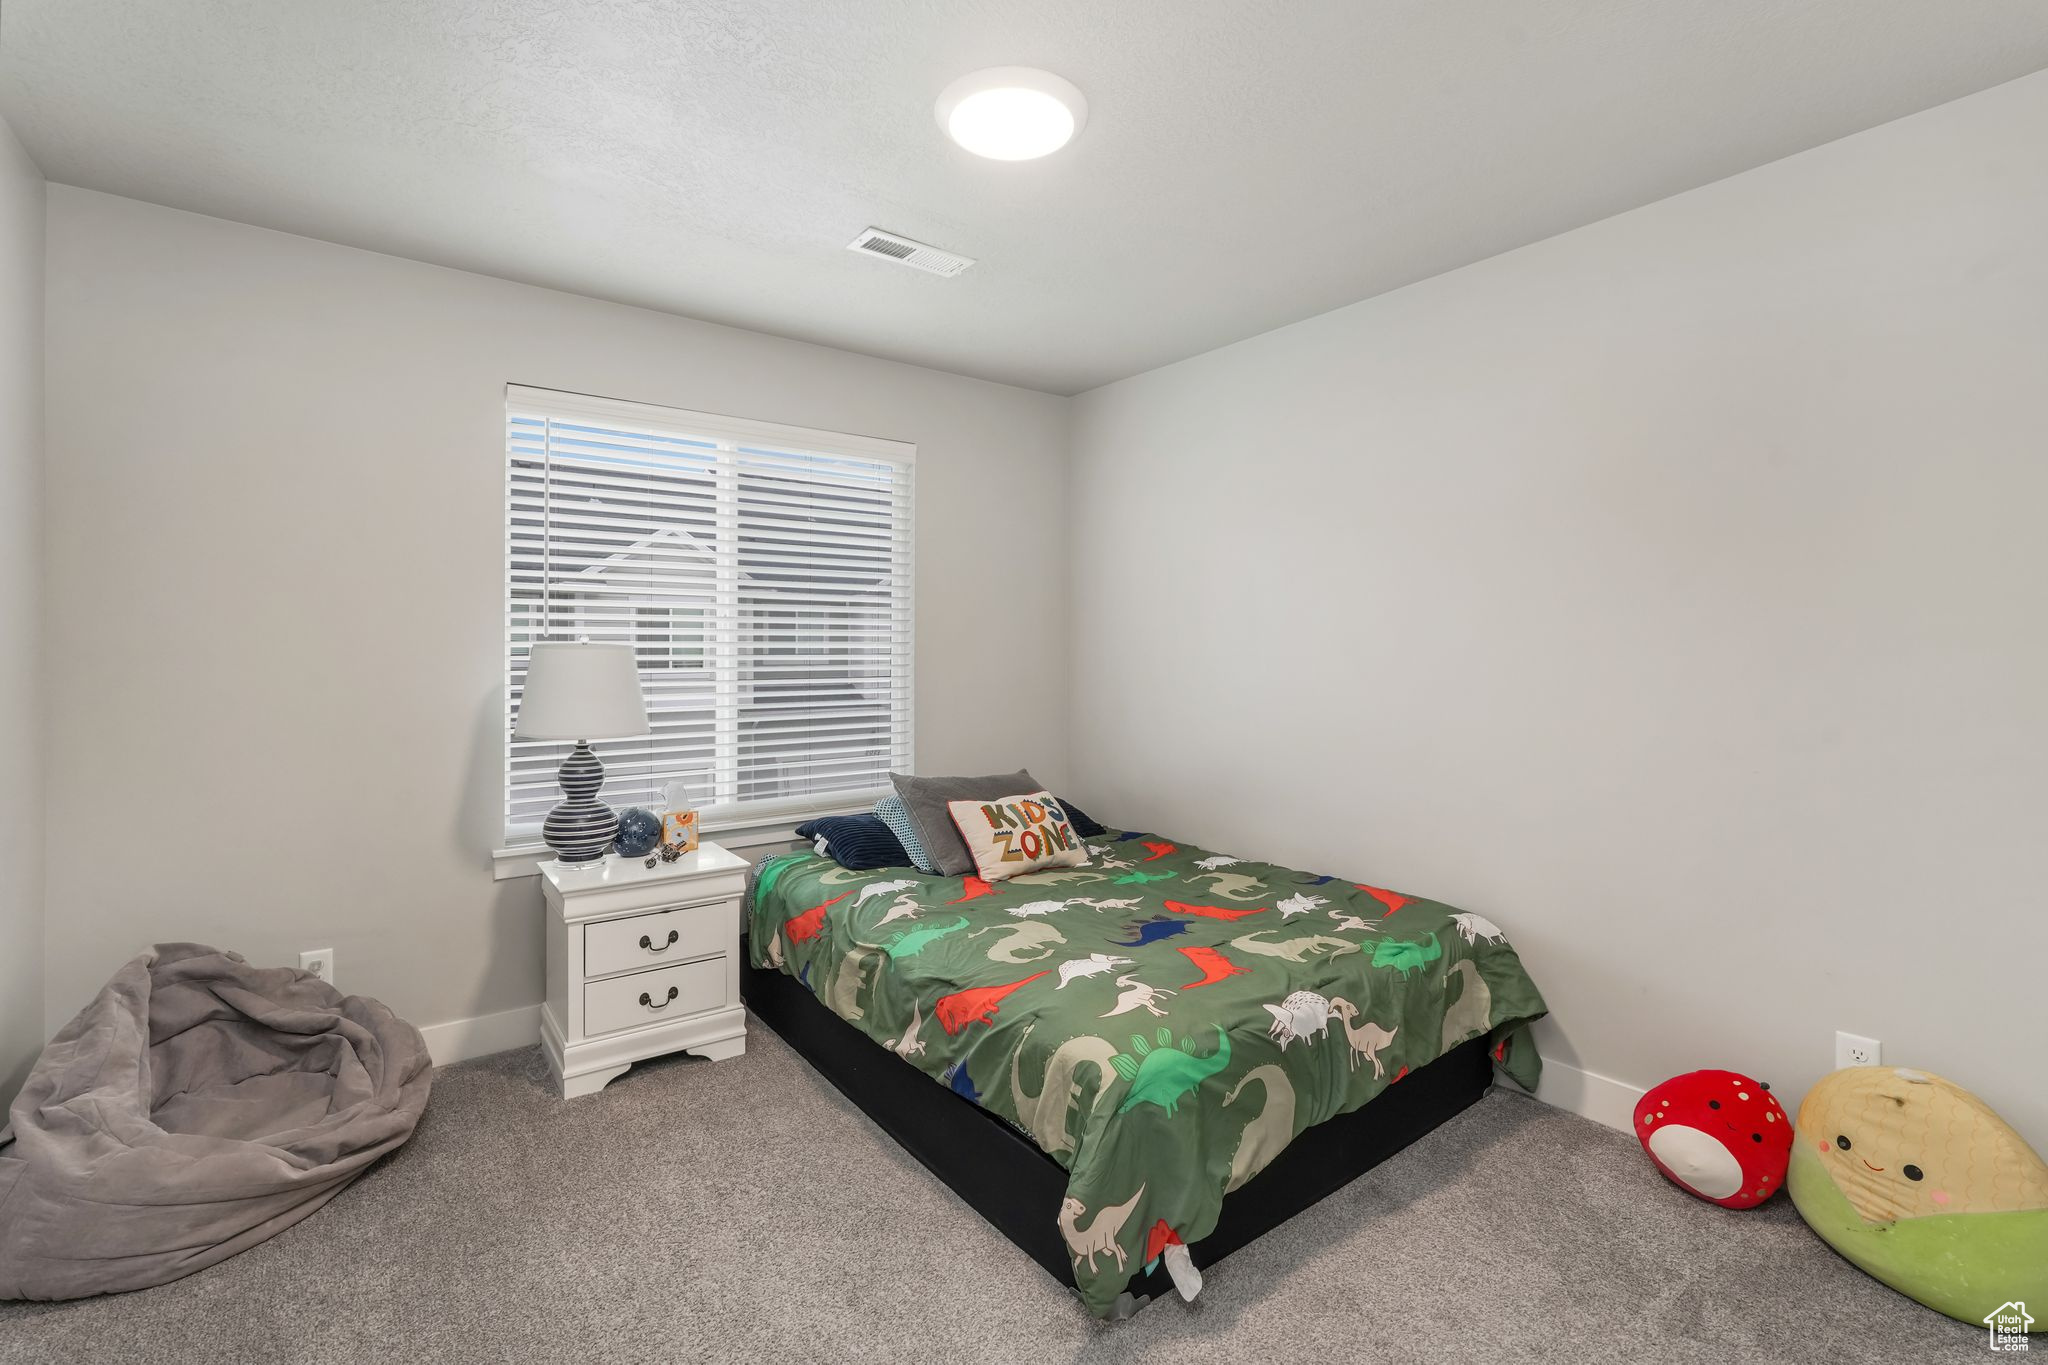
(489, 800, 875, 881)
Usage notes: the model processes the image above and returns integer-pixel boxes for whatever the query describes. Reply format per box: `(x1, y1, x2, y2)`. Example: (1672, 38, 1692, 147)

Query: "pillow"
(1052, 797, 1107, 838)
(872, 794, 938, 874)
(793, 813, 909, 872)
(947, 790, 1091, 883)
(890, 769, 1038, 877)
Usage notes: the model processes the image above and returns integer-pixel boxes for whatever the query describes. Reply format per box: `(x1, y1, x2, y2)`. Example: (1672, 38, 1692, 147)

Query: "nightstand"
(540, 840, 750, 1098)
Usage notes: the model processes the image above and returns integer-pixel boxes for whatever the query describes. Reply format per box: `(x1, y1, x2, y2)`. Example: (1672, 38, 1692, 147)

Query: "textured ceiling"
(5, 2, 2048, 394)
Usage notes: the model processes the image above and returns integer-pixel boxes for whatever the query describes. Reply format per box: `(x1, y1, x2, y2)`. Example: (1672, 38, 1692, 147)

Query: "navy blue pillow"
(1053, 797, 1107, 839)
(794, 814, 911, 871)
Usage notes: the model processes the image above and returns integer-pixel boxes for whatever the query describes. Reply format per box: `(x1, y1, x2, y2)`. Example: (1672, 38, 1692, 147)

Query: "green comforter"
(746, 830, 1548, 1317)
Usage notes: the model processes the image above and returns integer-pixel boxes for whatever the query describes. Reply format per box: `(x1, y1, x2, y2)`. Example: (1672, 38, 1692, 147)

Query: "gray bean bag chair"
(0, 942, 432, 1300)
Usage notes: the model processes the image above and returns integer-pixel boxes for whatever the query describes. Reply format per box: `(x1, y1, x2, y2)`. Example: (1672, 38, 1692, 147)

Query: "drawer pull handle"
(639, 930, 680, 953)
(639, 987, 680, 1011)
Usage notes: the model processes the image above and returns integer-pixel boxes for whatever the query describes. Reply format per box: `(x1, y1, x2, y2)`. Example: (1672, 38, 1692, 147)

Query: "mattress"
(746, 828, 1549, 1317)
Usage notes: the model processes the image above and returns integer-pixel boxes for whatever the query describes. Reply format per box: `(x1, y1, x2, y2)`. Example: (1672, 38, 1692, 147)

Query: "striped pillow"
(793, 814, 908, 872)
(872, 795, 937, 874)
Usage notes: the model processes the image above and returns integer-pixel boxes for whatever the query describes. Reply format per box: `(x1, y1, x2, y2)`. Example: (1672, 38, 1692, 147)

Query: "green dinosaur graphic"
(1372, 931, 1442, 978)
(1110, 1025, 1231, 1117)
(1114, 870, 1176, 886)
(883, 915, 970, 960)
(754, 852, 809, 903)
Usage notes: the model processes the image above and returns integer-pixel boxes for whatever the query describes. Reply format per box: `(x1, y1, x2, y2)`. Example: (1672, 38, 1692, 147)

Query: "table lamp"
(513, 641, 651, 864)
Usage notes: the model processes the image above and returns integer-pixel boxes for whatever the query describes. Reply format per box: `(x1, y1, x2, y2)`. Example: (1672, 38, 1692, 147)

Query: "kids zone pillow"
(947, 790, 1090, 883)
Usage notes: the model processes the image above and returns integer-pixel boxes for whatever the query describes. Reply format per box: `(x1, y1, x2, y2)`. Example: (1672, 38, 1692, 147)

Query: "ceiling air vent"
(847, 227, 976, 278)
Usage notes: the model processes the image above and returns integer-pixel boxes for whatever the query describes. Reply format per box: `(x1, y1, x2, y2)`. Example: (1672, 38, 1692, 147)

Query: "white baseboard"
(417, 1003, 542, 1067)
(1505, 1055, 1646, 1133)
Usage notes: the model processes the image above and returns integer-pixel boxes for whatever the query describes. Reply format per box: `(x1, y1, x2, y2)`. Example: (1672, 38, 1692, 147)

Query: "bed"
(741, 827, 1548, 1317)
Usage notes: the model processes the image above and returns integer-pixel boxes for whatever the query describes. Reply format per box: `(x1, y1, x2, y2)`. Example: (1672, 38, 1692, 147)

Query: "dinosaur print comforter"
(745, 830, 1548, 1318)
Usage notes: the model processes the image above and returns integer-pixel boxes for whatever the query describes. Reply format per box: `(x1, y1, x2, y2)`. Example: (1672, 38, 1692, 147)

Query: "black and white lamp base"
(542, 741, 619, 864)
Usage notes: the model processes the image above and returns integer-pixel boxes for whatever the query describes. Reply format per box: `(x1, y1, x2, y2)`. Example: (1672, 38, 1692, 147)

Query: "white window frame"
(493, 385, 914, 878)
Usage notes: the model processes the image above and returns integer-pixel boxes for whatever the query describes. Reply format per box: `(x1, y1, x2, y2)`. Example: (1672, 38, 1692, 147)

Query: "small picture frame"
(660, 808, 699, 857)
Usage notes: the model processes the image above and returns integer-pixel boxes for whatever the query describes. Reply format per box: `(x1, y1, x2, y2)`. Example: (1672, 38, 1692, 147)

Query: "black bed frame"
(740, 944, 1493, 1308)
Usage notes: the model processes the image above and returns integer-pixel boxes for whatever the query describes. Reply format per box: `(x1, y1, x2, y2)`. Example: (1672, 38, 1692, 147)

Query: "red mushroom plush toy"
(1634, 1069, 1792, 1208)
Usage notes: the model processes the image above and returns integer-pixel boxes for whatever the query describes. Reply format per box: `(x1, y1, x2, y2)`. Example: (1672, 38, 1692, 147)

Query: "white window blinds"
(505, 386, 914, 842)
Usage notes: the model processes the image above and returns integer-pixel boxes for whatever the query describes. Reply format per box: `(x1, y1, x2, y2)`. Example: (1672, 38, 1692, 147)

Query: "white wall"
(41, 189, 1069, 1040)
(1069, 72, 2048, 1140)
(0, 115, 45, 1106)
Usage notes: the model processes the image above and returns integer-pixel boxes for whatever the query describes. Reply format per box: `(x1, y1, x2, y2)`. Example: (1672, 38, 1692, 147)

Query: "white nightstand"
(540, 840, 750, 1098)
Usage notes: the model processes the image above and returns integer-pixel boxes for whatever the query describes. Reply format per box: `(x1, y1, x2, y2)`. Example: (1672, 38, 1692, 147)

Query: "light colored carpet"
(0, 1023, 1988, 1364)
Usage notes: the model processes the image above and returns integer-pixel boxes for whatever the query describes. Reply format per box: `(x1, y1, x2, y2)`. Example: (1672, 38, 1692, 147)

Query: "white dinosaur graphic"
(1276, 892, 1327, 919)
(1263, 990, 1335, 1051)
(1223, 1064, 1298, 1192)
(1328, 906, 1381, 934)
(1056, 952, 1134, 989)
(1009, 1025, 1120, 1155)
(822, 947, 879, 1022)
(1193, 854, 1243, 870)
(969, 921, 1065, 963)
(1190, 870, 1264, 901)
(1087, 845, 1132, 870)
(1007, 868, 1108, 886)
(1441, 959, 1494, 1050)
(890, 999, 926, 1059)
(1230, 930, 1362, 962)
(1450, 912, 1507, 946)
(851, 878, 918, 912)
(1058, 1184, 1145, 1274)
(1065, 897, 1142, 913)
(872, 894, 922, 928)
(1328, 998, 1397, 1078)
(1102, 974, 1177, 1019)
(1006, 898, 1084, 919)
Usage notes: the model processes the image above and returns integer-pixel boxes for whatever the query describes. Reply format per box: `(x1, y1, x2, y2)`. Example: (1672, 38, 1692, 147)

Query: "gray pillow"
(889, 769, 1039, 877)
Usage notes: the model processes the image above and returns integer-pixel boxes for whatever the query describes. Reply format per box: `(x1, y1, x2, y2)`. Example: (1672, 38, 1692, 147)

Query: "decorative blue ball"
(613, 807, 663, 857)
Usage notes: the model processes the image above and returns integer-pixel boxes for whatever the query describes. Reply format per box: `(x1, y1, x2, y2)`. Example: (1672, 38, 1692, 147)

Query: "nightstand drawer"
(583, 902, 729, 978)
(583, 957, 726, 1037)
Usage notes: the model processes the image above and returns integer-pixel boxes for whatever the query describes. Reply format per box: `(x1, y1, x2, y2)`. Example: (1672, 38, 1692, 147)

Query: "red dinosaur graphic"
(1142, 1219, 1184, 1269)
(1163, 899, 1267, 922)
(1357, 884, 1409, 917)
(1178, 945, 1248, 989)
(785, 891, 851, 945)
(949, 876, 999, 904)
(1141, 841, 1177, 862)
(935, 971, 1048, 1035)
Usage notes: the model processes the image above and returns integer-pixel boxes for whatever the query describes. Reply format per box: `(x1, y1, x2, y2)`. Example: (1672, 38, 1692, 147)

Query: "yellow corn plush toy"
(1788, 1066, 2047, 1330)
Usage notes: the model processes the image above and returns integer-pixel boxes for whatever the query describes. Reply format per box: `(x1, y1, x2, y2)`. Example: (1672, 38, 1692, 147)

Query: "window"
(505, 386, 913, 843)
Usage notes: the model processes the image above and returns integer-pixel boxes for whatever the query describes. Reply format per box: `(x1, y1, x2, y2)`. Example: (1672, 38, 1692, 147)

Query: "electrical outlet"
(1836, 1031, 1881, 1069)
(300, 948, 335, 989)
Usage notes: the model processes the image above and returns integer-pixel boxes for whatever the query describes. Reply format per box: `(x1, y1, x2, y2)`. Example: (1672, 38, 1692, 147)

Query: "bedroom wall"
(0, 114, 45, 1105)
(1068, 72, 2048, 1140)
(40, 188, 1069, 1044)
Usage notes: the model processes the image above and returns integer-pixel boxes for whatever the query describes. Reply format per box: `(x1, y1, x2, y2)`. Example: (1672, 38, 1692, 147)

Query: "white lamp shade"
(513, 642, 650, 741)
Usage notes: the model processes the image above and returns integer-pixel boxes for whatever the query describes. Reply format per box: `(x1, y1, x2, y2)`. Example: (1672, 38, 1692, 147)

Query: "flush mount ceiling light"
(935, 67, 1087, 161)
